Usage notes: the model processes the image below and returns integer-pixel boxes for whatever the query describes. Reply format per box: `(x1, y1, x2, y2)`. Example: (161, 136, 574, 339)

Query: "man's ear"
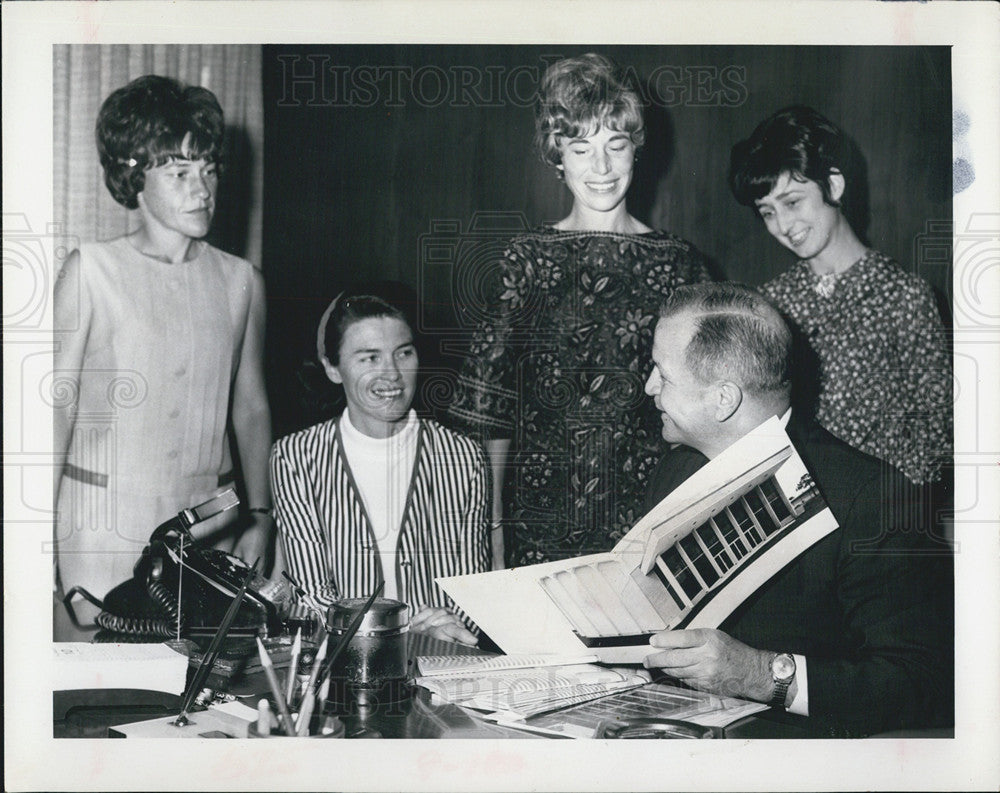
(828, 169, 846, 203)
(715, 381, 743, 422)
(322, 359, 343, 385)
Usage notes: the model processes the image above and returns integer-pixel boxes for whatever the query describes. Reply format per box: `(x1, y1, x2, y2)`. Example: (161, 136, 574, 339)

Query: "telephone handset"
(93, 488, 283, 640)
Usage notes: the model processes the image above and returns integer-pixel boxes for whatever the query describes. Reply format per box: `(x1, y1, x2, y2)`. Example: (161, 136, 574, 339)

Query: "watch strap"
(770, 676, 792, 708)
(769, 653, 795, 708)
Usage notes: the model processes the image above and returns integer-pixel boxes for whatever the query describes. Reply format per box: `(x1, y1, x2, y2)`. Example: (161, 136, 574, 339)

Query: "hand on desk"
(410, 607, 478, 646)
(643, 628, 773, 703)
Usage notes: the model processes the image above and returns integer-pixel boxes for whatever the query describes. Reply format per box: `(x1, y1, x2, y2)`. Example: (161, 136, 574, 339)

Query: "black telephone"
(76, 489, 283, 640)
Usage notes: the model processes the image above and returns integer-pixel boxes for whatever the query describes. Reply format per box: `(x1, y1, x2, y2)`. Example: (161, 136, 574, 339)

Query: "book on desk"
(416, 652, 647, 719)
(53, 642, 189, 696)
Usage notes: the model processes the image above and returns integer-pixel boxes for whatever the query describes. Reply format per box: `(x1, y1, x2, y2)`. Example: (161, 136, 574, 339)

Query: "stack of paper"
(416, 654, 647, 720)
(53, 643, 189, 696)
(417, 653, 599, 676)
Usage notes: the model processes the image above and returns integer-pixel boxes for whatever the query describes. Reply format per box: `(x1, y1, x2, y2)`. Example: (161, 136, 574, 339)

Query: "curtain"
(53, 44, 264, 266)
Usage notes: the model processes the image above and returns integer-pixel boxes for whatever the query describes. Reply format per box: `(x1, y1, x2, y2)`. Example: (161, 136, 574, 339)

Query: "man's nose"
(643, 369, 659, 396)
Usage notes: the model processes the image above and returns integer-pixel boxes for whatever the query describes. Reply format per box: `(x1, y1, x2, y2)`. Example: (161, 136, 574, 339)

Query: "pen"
(256, 636, 297, 737)
(281, 571, 327, 623)
(173, 558, 258, 727)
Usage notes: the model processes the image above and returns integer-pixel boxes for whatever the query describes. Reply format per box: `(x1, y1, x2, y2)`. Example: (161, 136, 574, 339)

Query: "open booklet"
(439, 416, 837, 663)
(416, 656, 648, 720)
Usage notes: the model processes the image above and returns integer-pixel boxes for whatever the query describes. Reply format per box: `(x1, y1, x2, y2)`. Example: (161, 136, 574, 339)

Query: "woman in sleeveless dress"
(53, 75, 273, 637)
(449, 54, 711, 568)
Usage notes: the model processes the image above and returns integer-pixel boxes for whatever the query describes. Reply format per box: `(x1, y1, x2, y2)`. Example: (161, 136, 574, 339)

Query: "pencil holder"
(326, 597, 411, 704)
(247, 714, 345, 738)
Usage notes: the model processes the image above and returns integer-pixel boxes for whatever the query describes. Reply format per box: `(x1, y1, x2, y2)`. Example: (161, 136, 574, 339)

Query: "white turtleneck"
(338, 408, 420, 601)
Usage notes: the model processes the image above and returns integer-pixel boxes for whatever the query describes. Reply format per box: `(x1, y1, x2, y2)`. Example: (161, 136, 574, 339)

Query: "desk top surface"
(54, 632, 810, 739)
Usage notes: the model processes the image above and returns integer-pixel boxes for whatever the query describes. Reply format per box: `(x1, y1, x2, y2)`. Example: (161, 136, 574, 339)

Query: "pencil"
(285, 627, 301, 706)
(303, 635, 329, 697)
(256, 636, 297, 737)
(295, 691, 316, 736)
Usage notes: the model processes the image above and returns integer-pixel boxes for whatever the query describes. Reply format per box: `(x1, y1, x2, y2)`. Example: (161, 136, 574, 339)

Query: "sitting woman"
(271, 291, 490, 645)
(728, 106, 952, 486)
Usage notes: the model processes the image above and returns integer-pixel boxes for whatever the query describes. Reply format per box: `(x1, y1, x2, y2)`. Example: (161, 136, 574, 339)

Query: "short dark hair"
(728, 105, 855, 213)
(660, 282, 791, 397)
(534, 53, 645, 168)
(95, 74, 224, 209)
(317, 292, 415, 367)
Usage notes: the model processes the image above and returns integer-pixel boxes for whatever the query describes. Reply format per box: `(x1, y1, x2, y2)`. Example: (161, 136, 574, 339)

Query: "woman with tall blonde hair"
(450, 53, 711, 567)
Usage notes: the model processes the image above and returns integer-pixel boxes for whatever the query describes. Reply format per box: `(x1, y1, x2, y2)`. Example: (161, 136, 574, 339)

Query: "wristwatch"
(769, 653, 796, 708)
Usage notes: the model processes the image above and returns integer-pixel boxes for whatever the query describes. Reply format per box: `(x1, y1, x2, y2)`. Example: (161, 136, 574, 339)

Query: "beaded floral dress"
(760, 249, 952, 484)
(448, 227, 711, 566)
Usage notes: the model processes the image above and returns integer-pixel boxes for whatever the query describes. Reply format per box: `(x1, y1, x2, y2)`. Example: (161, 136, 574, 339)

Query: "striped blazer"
(271, 415, 490, 620)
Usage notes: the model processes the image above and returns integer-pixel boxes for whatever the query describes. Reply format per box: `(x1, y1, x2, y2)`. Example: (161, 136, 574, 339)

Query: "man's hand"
(643, 628, 774, 702)
(410, 606, 478, 646)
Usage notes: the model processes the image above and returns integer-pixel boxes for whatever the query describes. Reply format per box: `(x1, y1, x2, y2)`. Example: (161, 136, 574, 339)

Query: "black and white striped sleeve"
(270, 432, 340, 607)
(460, 441, 491, 577)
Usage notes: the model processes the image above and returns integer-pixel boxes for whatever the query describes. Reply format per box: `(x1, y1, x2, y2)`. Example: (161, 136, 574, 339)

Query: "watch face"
(772, 653, 796, 680)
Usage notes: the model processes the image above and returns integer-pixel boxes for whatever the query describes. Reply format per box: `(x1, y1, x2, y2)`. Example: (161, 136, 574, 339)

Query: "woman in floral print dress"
(729, 106, 952, 486)
(448, 54, 710, 567)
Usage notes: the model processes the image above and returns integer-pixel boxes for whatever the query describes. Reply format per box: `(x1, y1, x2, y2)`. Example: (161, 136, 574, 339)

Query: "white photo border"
(3, 2, 998, 791)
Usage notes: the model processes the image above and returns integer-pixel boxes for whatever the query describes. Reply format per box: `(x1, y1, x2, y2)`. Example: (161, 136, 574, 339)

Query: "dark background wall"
(261, 45, 952, 438)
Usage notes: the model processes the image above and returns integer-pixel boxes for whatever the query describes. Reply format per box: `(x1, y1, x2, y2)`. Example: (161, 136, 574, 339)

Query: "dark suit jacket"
(644, 415, 954, 737)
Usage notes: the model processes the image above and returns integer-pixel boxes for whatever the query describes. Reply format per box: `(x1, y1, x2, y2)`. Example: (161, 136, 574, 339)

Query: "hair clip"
(316, 291, 345, 367)
(117, 157, 139, 168)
